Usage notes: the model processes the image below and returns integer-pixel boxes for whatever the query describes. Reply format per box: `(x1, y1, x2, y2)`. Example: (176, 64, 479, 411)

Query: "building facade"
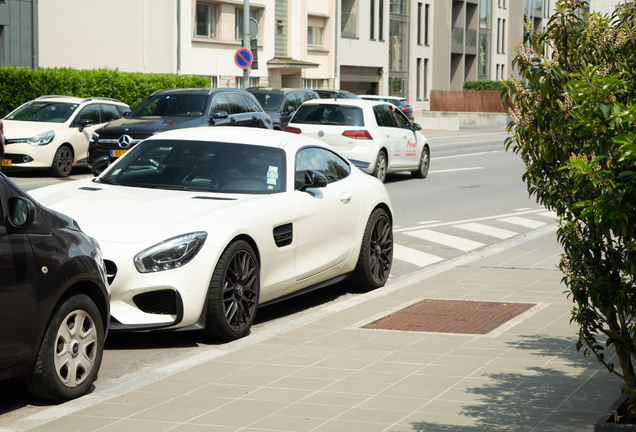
(0, 0, 38, 69)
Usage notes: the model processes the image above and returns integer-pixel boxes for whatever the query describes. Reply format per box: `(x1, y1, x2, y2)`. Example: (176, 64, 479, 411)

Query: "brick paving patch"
(362, 299, 535, 335)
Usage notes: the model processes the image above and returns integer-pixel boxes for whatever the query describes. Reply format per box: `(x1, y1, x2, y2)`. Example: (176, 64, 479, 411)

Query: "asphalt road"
(0, 126, 551, 425)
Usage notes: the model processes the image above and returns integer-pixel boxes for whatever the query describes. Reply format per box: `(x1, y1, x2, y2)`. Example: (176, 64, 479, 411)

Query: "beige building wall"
(431, 0, 451, 92)
(492, 0, 508, 80)
(409, 1, 433, 111)
(39, 0, 176, 73)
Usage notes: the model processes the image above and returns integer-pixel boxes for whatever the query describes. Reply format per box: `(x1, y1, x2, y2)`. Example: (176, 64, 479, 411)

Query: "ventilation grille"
(104, 260, 117, 285)
(273, 223, 293, 247)
(133, 290, 178, 315)
(79, 187, 103, 191)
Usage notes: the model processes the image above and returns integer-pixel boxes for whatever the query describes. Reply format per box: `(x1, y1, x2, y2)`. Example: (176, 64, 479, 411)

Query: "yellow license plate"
(1, 159, 10, 167)
(110, 150, 127, 158)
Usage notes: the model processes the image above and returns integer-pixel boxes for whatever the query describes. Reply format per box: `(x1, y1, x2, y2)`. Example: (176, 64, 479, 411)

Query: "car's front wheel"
(350, 208, 393, 290)
(373, 150, 388, 183)
(411, 146, 430, 179)
(50, 145, 73, 177)
(204, 240, 260, 341)
(23, 294, 105, 402)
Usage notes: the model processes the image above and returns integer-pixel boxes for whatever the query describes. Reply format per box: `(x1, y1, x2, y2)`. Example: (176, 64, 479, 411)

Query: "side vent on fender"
(273, 223, 293, 247)
(78, 187, 102, 191)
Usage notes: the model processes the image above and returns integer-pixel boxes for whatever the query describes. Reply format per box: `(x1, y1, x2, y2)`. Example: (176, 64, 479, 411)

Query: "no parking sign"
(234, 48, 253, 69)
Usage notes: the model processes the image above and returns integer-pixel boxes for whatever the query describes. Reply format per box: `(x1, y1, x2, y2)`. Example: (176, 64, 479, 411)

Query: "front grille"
(5, 139, 27, 145)
(99, 133, 152, 140)
(133, 290, 178, 315)
(104, 260, 117, 285)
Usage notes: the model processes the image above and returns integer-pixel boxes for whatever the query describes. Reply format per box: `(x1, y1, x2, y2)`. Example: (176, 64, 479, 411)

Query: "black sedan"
(0, 172, 110, 402)
(88, 88, 273, 173)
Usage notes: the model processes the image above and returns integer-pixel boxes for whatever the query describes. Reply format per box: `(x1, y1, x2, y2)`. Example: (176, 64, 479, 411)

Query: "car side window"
(71, 104, 101, 127)
(284, 94, 300, 111)
(226, 93, 248, 114)
(393, 109, 412, 129)
(101, 104, 121, 122)
(242, 94, 262, 113)
(210, 94, 231, 113)
(295, 147, 350, 190)
(373, 105, 397, 127)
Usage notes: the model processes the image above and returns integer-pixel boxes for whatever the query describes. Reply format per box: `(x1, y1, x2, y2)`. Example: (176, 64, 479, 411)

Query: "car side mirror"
(78, 118, 94, 132)
(212, 110, 229, 119)
(413, 123, 422, 131)
(286, 106, 295, 114)
(122, 111, 132, 118)
(92, 155, 111, 176)
(299, 169, 328, 192)
(8, 197, 36, 229)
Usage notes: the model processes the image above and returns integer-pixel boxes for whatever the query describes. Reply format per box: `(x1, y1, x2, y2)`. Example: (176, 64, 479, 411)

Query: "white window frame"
(235, 8, 260, 41)
(307, 26, 324, 47)
(303, 79, 323, 90)
(194, 2, 218, 39)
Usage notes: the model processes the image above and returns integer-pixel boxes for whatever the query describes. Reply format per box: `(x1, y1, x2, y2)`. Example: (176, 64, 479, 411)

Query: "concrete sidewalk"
(4, 224, 622, 432)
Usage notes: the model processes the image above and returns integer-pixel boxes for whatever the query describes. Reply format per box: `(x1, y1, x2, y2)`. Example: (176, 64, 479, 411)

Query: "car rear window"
(292, 105, 364, 126)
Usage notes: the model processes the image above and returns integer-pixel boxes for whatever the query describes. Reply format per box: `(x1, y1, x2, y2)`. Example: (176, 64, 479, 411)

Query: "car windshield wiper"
(320, 120, 340, 125)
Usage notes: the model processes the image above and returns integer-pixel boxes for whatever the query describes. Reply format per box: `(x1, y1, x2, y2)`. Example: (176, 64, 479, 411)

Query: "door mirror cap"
(122, 111, 132, 118)
(299, 169, 328, 191)
(8, 197, 36, 228)
(286, 106, 295, 114)
(78, 118, 94, 132)
(212, 110, 229, 119)
(92, 155, 111, 176)
(413, 123, 422, 131)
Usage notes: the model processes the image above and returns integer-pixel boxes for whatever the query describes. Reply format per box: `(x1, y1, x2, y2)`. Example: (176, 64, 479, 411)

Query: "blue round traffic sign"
(235, 48, 253, 69)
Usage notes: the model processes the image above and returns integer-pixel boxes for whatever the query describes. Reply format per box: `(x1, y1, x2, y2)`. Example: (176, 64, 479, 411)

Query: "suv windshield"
(292, 105, 364, 126)
(99, 139, 286, 194)
(132, 94, 208, 118)
(251, 93, 283, 112)
(6, 102, 79, 123)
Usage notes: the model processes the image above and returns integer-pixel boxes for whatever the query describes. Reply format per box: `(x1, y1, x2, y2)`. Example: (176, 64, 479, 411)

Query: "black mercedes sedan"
(0, 172, 110, 402)
(88, 88, 273, 173)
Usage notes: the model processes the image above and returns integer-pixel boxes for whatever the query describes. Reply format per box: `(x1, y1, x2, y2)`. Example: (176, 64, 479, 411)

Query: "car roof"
(32, 95, 127, 105)
(150, 88, 248, 96)
(145, 126, 295, 148)
(247, 87, 310, 93)
(359, 95, 407, 101)
(297, 99, 388, 109)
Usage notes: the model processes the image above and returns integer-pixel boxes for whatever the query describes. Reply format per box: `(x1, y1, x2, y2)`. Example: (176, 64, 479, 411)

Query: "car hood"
(2, 120, 65, 139)
(99, 116, 205, 135)
(29, 179, 257, 245)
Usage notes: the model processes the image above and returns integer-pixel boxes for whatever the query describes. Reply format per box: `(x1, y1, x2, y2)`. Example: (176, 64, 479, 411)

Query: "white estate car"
(2, 96, 130, 177)
(30, 127, 394, 341)
(285, 99, 430, 183)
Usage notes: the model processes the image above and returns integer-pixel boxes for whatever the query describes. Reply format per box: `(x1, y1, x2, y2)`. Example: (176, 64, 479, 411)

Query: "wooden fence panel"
(430, 90, 512, 113)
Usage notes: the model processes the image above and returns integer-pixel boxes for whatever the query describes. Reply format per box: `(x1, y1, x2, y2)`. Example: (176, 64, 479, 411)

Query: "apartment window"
(235, 8, 260, 41)
(379, 0, 384, 40)
(424, 4, 429, 45)
(416, 58, 422, 100)
(502, 19, 505, 53)
(194, 2, 218, 39)
(503, 0, 506, 8)
(423, 58, 429, 100)
(370, 0, 375, 39)
(417, 3, 422, 45)
(480, 0, 491, 28)
(501, 64, 504, 78)
(304, 79, 323, 90)
(275, 0, 288, 57)
(496, 18, 501, 53)
(341, 0, 358, 37)
(496, 64, 499, 80)
(308, 26, 324, 47)
(235, 77, 260, 89)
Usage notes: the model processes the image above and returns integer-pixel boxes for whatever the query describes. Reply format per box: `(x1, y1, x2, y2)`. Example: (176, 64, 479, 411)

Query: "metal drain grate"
(362, 299, 535, 335)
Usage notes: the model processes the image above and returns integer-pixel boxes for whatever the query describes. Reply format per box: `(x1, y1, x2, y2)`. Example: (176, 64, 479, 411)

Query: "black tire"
(372, 150, 388, 183)
(23, 294, 104, 403)
(350, 208, 393, 291)
(411, 146, 430, 179)
(50, 145, 73, 177)
(204, 240, 260, 341)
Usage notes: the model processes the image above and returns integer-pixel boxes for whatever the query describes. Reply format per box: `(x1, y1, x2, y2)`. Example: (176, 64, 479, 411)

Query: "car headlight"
(27, 130, 55, 146)
(134, 232, 208, 273)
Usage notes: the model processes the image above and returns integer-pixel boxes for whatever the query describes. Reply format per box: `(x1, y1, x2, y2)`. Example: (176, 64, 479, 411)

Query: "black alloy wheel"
(351, 208, 393, 290)
(373, 150, 388, 183)
(204, 240, 260, 341)
(50, 145, 74, 177)
(411, 146, 430, 179)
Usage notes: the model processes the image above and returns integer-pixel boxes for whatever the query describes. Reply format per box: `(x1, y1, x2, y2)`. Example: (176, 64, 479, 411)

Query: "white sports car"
(30, 127, 394, 341)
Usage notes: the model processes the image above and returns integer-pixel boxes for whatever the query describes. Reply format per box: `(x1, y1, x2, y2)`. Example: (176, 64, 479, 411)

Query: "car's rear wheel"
(204, 240, 260, 341)
(23, 294, 104, 403)
(411, 146, 430, 179)
(373, 150, 388, 183)
(50, 145, 73, 177)
(350, 208, 393, 290)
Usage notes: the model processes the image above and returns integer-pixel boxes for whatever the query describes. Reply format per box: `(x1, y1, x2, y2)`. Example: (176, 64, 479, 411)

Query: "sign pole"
(243, 0, 250, 89)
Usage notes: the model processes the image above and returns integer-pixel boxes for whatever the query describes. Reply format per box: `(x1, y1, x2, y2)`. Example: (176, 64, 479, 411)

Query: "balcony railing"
(465, 28, 477, 55)
(451, 26, 464, 53)
(534, 0, 542, 13)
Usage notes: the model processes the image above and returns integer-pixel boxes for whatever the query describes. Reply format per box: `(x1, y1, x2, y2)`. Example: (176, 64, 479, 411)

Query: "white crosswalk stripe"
(498, 217, 546, 229)
(537, 211, 558, 218)
(405, 229, 485, 252)
(453, 222, 518, 239)
(393, 244, 444, 267)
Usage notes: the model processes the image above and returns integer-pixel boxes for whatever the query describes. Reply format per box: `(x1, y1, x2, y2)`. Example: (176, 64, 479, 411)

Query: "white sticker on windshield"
(112, 169, 121, 175)
(267, 178, 277, 185)
(268, 166, 278, 174)
(267, 172, 278, 179)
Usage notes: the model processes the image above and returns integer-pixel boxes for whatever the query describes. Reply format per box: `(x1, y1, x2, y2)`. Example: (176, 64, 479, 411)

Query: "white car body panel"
(31, 127, 392, 331)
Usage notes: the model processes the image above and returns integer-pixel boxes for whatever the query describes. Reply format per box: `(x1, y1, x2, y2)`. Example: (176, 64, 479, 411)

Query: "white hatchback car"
(285, 99, 429, 183)
(2, 96, 130, 177)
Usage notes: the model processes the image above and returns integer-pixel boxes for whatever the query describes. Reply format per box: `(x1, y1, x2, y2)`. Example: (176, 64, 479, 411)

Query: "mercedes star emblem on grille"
(119, 135, 133, 149)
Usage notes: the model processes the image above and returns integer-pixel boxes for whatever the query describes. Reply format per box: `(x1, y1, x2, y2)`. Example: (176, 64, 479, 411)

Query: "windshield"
(132, 94, 208, 118)
(5, 102, 79, 123)
(291, 105, 364, 126)
(251, 93, 283, 112)
(99, 139, 286, 194)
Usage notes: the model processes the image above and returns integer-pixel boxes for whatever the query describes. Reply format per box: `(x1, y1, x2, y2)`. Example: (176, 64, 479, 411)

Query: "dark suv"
(88, 88, 272, 172)
(0, 172, 109, 402)
(315, 89, 360, 100)
(246, 87, 319, 130)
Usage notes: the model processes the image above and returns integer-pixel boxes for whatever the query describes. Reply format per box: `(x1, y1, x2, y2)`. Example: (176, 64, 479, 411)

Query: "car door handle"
(340, 192, 352, 204)
(252, 116, 257, 121)
(230, 117, 236, 122)
(402, 133, 407, 138)
(385, 133, 390, 137)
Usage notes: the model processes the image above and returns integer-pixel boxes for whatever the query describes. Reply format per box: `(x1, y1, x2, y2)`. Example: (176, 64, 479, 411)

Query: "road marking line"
(453, 222, 518, 239)
(428, 131, 509, 140)
(393, 244, 444, 267)
(416, 220, 440, 225)
(429, 167, 483, 174)
(498, 217, 547, 229)
(405, 229, 485, 252)
(395, 209, 546, 232)
(537, 211, 558, 218)
(434, 152, 489, 160)
(514, 208, 532, 211)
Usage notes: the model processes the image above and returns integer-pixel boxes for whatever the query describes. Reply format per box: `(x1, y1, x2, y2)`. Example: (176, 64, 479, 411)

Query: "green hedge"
(463, 80, 512, 91)
(0, 67, 211, 116)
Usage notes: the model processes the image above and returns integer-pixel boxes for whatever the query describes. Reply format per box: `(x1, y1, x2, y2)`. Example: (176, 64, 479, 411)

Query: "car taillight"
(285, 126, 301, 134)
(402, 108, 408, 113)
(342, 130, 373, 140)
(0, 120, 3, 134)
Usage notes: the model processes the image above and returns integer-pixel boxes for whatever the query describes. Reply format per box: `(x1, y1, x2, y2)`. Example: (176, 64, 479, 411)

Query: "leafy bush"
(463, 80, 510, 91)
(0, 67, 211, 116)
(503, 0, 636, 406)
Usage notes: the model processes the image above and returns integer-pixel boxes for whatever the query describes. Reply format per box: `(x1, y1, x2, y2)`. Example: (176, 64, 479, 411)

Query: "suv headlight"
(27, 130, 55, 146)
(134, 232, 208, 273)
